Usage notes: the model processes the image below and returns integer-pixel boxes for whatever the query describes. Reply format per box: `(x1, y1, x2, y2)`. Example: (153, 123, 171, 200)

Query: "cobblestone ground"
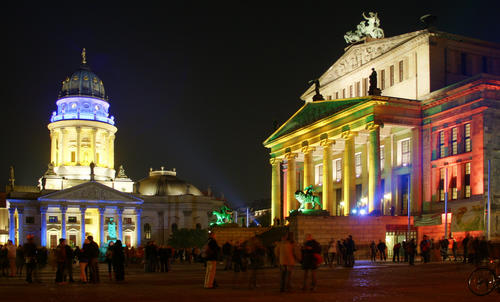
(1, 260, 499, 302)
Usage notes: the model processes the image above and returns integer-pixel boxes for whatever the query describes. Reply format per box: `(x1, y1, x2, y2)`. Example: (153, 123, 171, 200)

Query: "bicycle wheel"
(467, 267, 496, 296)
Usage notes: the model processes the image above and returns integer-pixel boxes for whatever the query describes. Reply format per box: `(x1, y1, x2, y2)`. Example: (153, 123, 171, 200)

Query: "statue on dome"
(344, 12, 385, 44)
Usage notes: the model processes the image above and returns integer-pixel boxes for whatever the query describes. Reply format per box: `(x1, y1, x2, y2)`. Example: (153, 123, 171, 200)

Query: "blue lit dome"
(50, 49, 115, 126)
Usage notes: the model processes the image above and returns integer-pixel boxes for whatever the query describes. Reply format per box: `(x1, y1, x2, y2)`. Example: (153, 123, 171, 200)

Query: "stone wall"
(288, 215, 412, 258)
(211, 226, 271, 246)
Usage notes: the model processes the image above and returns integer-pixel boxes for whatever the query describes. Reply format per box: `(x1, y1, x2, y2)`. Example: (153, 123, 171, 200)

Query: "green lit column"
(342, 131, 356, 215)
(302, 146, 315, 209)
(367, 123, 381, 214)
(270, 158, 282, 225)
(321, 139, 334, 213)
(285, 152, 297, 215)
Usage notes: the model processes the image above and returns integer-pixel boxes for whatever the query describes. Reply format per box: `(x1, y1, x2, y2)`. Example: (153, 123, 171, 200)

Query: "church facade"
(264, 26, 500, 242)
(3, 50, 223, 248)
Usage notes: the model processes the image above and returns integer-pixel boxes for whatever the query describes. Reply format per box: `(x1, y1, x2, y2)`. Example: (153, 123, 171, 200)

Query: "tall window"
(363, 78, 368, 96)
(349, 85, 353, 97)
(439, 131, 445, 158)
(380, 145, 385, 171)
(401, 139, 411, 166)
(315, 164, 323, 185)
(451, 127, 458, 155)
(342, 88, 346, 98)
(399, 60, 404, 82)
(464, 123, 471, 152)
(144, 223, 152, 239)
(381, 69, 385, 90)
(71, 151, 76, 163)
(335, 91, 339, 99)
(389, 65, 394, 86)
(465, 162, 471, 198)
(439, 168, 445, 202)
(451, 166, 457, 200)
(334, 158, 342, 182)
(355, 81, 360, 97)
(355, 152, 362, 177)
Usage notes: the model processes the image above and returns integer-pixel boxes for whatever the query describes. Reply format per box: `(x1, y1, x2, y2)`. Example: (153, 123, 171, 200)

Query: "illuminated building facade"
(264, 29, 500, 241)
(4, 50, 222, 247)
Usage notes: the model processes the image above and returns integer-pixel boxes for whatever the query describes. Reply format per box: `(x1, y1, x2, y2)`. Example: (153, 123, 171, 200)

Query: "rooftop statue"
(309, 79, 325, 101)
(344, 12, 385, 44)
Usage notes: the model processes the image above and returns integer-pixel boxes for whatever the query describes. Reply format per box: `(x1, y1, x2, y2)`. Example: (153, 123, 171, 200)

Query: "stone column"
(50, 131, 56, 166)
(80, 206, 86, 245)
(99, 207, 105, 246)
(59, 128, 65, 166)
(321, 140, 334, 213)
(302, 146, 315, 210)
(367, 123, 381, 214)
(411, 127, 422, 214)
(17, 208, 24, 246)
(92, 129, 98, 165)
(270, 158, 282, 225)
(285, 152, 297, 215)
(117, 207, 124, 242)
(8, 207, 15, 244)
(135, 208, 142, 247)
(158, 211, 164, 244)
(342, 131, 356, 215)
(40, 206, 48, 247)
(109, 134, 115, 169)
(61, 205, 67, 239)
(76, 127, 81, 165)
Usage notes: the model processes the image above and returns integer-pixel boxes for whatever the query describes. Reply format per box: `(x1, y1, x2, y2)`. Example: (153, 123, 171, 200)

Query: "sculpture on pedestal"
(210, 205, 233, 226)
(294, 185, 322, 211)
(344, 12, 385, 44)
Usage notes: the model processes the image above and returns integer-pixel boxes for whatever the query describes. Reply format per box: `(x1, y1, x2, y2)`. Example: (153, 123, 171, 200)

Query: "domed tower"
(45, 49, 117, 185)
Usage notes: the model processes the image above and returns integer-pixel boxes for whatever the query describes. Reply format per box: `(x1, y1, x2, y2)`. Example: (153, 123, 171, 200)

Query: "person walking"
(301, 234, 321, 291)
(112, 240, 125, 282)
(275, 232, 298, 293)
(203, 232, 220, 289)
(420, 235, 431, 263)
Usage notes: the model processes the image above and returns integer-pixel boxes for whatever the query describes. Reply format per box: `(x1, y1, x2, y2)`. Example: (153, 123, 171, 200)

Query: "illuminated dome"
(137, 168, 204, 196)
(58, 49, 106, 100)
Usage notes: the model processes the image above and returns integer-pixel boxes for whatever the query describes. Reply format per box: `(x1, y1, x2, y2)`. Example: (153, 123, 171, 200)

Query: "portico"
(264, 96, 423, 223)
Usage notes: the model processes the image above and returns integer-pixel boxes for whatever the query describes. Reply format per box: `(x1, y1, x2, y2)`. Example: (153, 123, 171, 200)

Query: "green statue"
(211, 205, 233, 225)
(294, 185, 322, 211)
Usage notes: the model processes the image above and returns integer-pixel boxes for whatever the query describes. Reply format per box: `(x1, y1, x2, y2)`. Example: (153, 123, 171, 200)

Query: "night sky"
(3, 2, 499, 208)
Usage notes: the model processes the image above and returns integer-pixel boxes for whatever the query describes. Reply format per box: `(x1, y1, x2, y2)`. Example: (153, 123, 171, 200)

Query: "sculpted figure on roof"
(344, 12, 385, 44)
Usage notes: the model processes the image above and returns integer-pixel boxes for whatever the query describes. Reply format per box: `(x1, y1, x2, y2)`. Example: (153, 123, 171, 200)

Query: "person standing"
(408, 239, 416, 265)
(327, 239, 336, 268)
(301, 234, 321, 291)
(393, 242, 401, 263)
(420, 235, 431, 263)
(451, 238, 458, 261)
(77, 239, 90, 283)
(203, 232, 220, 289)
(275, 233, 298, 293)
(112, 240, 125, 281)
(85, 236, 100, 283)
(55, 238, 68, 284)
(16, 245, 24, 276)
(222, 241, 232, 271)
(377, 240, 387, 262)
(369, 241, 377, 263)
(439, 237, 449, 261)
(6, 240, 16, 277)
(462, 234, 470, 264)
(23, 235, 38, 283)
(105, 241, 114, 280)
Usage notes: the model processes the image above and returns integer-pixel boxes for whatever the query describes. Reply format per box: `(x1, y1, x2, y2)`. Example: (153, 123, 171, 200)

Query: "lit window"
(399, 60, 404, 82)
(68, 216, 77, 223)
(355, 152, 362, 177)
(390, 65, 394, 86)
(401, 139, 411, 166)
(439, 131, 445, 158)
(335, 92, 339, 99)
(334, 158, 342, 182)
(381, 69, 385, 90)
(71, 151, 76, 163)
(49, 216, 58, 223)
(451, 166, 457, 200)
(465, 162, 471, 198)
(123, 217, 132, 225)
(451, 127, 458, 155)
(439, 169, 445, 202)
(144, 223, 152, 240)
(315, 164, 323, 185)
(342, 88, 346, 98)
(464, 123, 471, 152)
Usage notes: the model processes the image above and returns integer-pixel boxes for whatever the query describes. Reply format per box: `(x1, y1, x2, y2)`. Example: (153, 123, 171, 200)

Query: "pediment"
(39, 181, 142, 203)
(302, 30, 427, 98)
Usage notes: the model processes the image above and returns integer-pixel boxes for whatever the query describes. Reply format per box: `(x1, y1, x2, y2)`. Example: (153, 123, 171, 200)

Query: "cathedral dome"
(58, 49, 106, 101)
(136, 168, 204, 197)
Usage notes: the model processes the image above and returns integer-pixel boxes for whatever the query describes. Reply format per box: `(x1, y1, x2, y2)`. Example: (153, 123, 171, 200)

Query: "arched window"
(171, 223, 178, 232)
(144, 223, 151, 240)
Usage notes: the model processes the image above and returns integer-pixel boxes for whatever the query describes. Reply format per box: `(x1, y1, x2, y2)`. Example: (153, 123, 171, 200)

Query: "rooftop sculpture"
(344, 12, 385, 44)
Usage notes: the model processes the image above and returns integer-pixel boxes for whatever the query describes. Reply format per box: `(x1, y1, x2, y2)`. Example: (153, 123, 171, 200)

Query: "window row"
(436, 123, 471, 159)
(438, 162, 472, 201)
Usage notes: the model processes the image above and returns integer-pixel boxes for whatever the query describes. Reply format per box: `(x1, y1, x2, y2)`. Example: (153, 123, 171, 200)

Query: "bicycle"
(467, 259, 500, 296)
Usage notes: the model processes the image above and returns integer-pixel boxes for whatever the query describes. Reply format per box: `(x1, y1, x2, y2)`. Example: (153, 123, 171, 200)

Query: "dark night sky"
(2, 1, 499, 208)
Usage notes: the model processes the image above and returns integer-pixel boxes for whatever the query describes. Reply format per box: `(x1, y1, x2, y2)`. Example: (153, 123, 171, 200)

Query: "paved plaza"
(1, 261, 498, 302)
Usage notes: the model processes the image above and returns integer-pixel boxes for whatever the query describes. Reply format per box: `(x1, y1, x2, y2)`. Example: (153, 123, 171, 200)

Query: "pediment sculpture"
(344, 12, 385, 44)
